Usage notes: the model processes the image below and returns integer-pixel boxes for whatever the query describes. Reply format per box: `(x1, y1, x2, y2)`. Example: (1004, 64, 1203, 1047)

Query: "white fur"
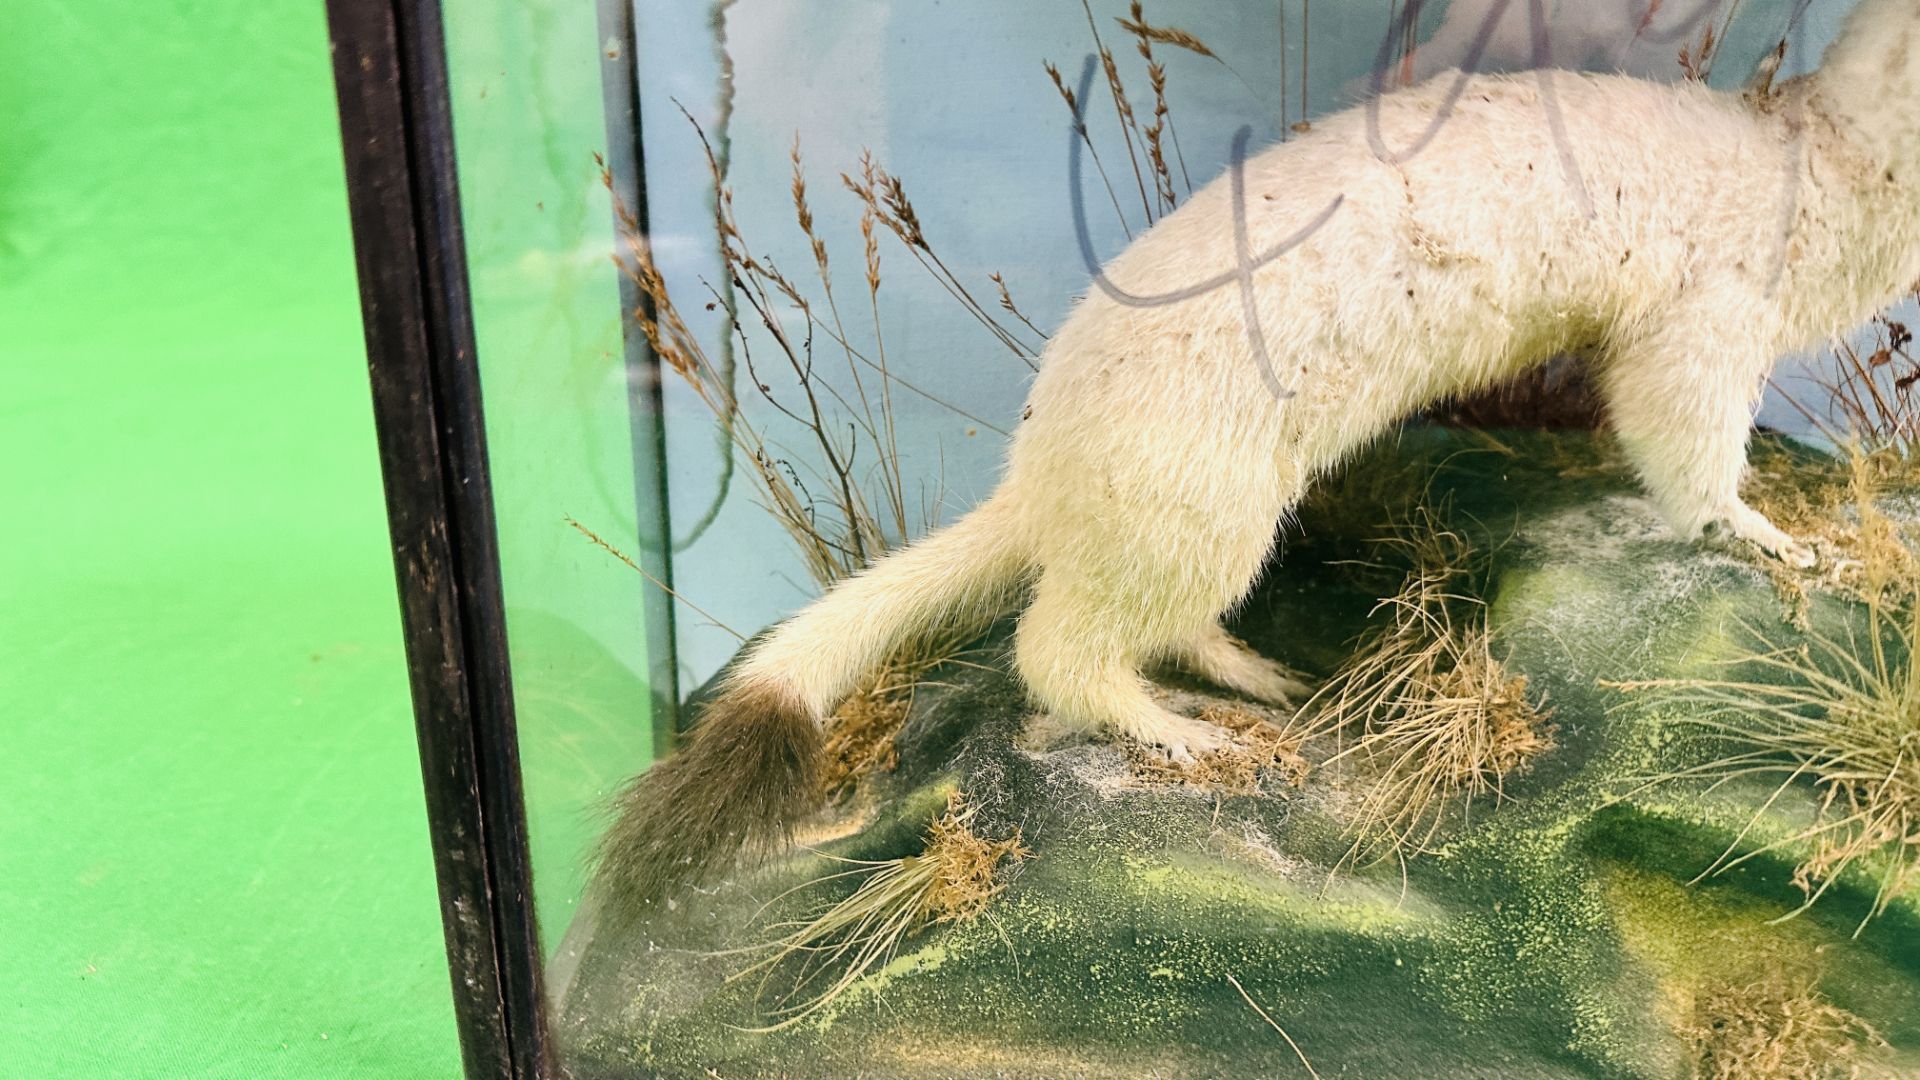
(734, 0, 1920, 759)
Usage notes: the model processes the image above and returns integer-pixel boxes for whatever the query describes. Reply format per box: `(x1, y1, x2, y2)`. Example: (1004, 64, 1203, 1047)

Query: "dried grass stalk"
(601, 116, 1035, 592)
(1115, 12, 1219, 60)
(602, 133, 886, 589)
(1052, 0, 1224, 232)
(1780, 302, 1920, 464)
(1744, 443, 1919, 626)
(1120, 2, 1187, 209)
(821, 617, 989, 803)
(821, 689, 907, 804)
(841, 153, 1041, 367)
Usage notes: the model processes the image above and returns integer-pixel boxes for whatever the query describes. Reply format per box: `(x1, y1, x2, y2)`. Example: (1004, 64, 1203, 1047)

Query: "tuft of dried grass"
(1678, 24, 1719, 82)
(918, 794, 1031, 921)
(599, 115, 1036, 596)
(1297, 508, 1554, 866)
(843, 153, 1041, 368)
(1127, 704, 1310, 794)
(1684, 969, 1885, 1080)
(602, 132, 897, 589)
(1824, 309, 1920, 460)
(1613, 634, 1920, 929)
(1678, 1, 1744, 84)
(818, 618, 989, 804)
(1614, 476, 1920, 931)
(727, 793, 1029, 1030)
(821, 689, 908, 805)
(1744, 443, 1920, 625)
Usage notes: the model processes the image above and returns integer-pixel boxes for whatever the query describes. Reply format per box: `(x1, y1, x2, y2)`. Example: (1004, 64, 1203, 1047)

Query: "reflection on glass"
(449, 1, 1920, 1076)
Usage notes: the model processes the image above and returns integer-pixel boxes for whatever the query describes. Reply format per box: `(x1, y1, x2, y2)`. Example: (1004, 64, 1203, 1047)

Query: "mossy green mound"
(554, 429, 1920, 1079)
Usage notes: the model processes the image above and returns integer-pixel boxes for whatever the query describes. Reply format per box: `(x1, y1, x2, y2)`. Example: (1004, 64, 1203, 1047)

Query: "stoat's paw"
(1127, 712, 1232, 764)
(1178, 631, 1313, 707)
(1238, 659, 1315, 707)
(1712, 504, 1816, 569)
(1773, 537, 1818, 570)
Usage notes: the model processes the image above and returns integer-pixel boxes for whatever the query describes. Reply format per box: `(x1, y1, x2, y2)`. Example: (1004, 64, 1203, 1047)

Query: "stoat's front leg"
(1597, 306, 1816, 570)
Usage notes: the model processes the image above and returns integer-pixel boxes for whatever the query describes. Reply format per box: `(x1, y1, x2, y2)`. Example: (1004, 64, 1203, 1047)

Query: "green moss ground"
(558, 431, 1920, 1080)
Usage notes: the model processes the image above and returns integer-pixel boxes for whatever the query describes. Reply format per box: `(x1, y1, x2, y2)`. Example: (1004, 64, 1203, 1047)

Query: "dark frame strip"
(324, 1, 552, 1077)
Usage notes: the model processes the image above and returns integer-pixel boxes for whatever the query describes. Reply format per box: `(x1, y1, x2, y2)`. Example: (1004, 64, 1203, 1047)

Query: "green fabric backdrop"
(1, 2, 462, 1076)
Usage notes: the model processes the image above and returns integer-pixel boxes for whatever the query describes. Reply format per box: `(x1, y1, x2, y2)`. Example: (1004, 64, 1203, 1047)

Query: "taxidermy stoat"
(599, 0, 1920, 906)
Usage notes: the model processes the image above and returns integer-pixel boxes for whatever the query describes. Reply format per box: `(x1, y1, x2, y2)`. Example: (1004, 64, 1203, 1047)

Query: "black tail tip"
(593, 680, 824, 915)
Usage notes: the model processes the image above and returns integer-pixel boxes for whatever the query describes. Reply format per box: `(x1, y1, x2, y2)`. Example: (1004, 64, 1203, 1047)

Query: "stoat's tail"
(595, 493, 1030, 910)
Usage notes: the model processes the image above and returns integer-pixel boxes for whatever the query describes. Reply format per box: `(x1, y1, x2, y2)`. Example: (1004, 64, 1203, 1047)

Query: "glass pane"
(447, 1, 1920, 1076)
(442, 0, 657, 946)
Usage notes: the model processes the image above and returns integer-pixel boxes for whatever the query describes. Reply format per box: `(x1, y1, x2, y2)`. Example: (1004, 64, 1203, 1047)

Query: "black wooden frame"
(324, 0, 554, 1075)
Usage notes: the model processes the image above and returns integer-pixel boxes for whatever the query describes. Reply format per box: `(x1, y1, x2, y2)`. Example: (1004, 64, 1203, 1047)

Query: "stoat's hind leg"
(1600, 311, 1817, 569)
(1013, 465, 1299, 760)
(1168, 622, 1312, 707)
(1014, 572, 1232, 762)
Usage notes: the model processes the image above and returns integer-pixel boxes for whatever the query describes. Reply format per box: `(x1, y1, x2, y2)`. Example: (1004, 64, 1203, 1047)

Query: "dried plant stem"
(566, 518, 746, 642)
(843, 155, 1040, 368)
(1793, 300, 1920, 463)
(864, 248, 908, 543)
(600, 107, 1044, 590)
(1048, 59, 1136, 240)
(1383, 0, 1427, 89)
(595, 118, 1030, 808)
(991, 272, 1050, 345)
(1124, 3, 1179, 210)
(803, 309, 1012, 436)
(1300, 0, 1311, 126)
(1226, 973, 1323, 1079)
(1118, 3, 1202, 194)
(605, 150, 865, 584)
(1163, 98, 1195, 196)
(1279, 1, 1289, 138)
(794, 138, 908, 542)
(1054, 3, 1221, 230)
(679, 69, 742, 551)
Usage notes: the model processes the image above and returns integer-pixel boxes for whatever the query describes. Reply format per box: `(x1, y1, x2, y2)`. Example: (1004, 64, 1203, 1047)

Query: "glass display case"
(327, 0, 1920, 1075)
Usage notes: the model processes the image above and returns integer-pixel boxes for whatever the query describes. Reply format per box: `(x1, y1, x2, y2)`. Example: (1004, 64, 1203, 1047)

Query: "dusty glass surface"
(447, 1, 1920, 1076)
(442, 0, 655, 947)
